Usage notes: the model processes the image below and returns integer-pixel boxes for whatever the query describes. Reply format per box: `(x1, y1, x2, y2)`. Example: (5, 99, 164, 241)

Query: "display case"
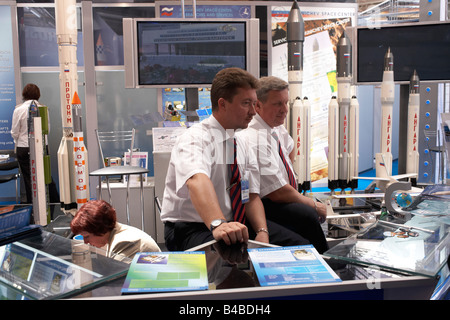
(324, 214, 450, 278)
(0, 230, 130, 300)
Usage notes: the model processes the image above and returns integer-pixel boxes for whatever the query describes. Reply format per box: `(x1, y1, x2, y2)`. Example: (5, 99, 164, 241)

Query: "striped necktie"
(273, 133, 297, 189)
(229, 138, 246, 224)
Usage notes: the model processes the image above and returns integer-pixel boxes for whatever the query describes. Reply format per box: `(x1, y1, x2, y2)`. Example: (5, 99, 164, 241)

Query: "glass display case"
(0, 230, 130, 300)
(324, 214, 450, 278)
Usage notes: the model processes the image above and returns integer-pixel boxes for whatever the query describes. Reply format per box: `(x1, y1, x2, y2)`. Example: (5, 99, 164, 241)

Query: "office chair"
(0, 150, 21, 203)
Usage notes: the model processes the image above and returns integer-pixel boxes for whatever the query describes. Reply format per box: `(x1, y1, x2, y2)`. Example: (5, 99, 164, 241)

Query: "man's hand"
(212, 221, 249, 245)
(315, 201, 327, 224)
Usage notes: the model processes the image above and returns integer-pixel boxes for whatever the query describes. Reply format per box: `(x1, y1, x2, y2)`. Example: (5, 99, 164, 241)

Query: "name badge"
(241, 172, 250, 203)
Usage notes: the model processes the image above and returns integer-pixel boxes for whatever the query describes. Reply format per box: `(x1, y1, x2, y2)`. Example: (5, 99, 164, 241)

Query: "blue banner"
(0, 6, 16, 150)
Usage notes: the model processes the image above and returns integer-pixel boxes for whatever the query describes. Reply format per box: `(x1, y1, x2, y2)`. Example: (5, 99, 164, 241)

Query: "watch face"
(212, 220, 222, 227)
(211, 219, 225, 231)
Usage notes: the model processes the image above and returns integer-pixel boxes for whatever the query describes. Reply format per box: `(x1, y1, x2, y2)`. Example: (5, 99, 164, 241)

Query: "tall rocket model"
(375, 47, 395, 186)
(406, 70, 420, 186)
(328, 33, 359, 192)
(287, 0, 311, 192)
(56, 0, 79, 210)
(28, 101, 50, 225)
(72, 91, 89, 208)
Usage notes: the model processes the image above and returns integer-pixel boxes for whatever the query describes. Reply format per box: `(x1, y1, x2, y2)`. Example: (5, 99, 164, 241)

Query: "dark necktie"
(273, 133, 297, 189)
(229, 138, 246, 224)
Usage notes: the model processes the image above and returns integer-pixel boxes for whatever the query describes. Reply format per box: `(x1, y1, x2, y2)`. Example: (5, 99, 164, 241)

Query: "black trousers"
(262, 198, 329, 253)
(16, 147, 31, 203)
(164, 218, 310, 252)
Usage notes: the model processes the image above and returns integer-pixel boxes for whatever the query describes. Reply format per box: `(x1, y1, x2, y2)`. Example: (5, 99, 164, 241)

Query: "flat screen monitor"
(355, 21, 450, 84)
(124, 18, 259, 88)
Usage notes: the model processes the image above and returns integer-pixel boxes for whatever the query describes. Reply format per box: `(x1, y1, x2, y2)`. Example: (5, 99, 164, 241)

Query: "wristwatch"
(210, 219, 227, 232)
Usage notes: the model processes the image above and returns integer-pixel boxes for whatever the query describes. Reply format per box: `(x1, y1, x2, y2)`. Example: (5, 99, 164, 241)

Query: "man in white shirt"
(161, 68, 307, 251)
(11, 84, 41, 203)
(238, 76, 328, 253)
(11, 84, 59, 207)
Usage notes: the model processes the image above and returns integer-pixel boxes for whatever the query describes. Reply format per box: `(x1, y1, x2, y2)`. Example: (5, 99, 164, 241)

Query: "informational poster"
(270, 4, 356, 183)
(0, 6, 17, 150)
(121, 251, 208, 294)
(248, 245, 341, 286)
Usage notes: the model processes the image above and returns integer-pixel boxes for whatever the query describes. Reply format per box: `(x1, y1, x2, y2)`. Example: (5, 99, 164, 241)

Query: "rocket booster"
(336, 35, 352, 184)
(56, 0, 78, 209)
(287, 0, 304, 105)
(376, 47, 394, 182)
(328, 96, 339, 187)
(328, 33, 359, 190)
(72, 91, 89, 208)
(287, 0, 310, 191)
(406, 70, 420, 184)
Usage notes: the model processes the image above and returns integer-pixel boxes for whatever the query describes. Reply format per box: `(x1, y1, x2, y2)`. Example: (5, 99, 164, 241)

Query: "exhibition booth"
(1, 0, 450, 301)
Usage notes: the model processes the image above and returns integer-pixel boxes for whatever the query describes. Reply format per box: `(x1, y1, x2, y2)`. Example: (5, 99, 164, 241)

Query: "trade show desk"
(0, 200, 448, 300)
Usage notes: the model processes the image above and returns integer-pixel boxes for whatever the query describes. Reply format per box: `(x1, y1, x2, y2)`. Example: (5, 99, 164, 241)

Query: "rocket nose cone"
(287, 0, 304, 24)
(71, 91, 81, 105)
(384, 47, 394, 71)
(409, 70, 420, 93)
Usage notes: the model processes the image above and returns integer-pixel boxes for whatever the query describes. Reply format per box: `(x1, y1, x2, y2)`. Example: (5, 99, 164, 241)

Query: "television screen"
(136, 20, 247, 86)
(356, 22, 450, 83)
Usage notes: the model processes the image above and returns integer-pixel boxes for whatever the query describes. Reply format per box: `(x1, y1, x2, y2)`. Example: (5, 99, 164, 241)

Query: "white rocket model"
(328, 33, 359, 192)
(28, 102, 49, 225)
(56, 0, 78, 210)
(72, 91, 89, 208)
(406, 70, 420, 186)
(375, 47, 395, 187)
(287, 0, 311, 192)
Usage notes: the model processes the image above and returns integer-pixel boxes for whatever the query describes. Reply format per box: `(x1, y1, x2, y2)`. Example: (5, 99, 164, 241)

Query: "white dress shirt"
(237, 113, 296, 198)
(160, 115, 260, 223)
(11, 100, 39, 148)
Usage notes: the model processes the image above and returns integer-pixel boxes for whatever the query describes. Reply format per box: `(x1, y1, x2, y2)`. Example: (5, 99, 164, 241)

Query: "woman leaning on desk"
(70, 200, 160, 261)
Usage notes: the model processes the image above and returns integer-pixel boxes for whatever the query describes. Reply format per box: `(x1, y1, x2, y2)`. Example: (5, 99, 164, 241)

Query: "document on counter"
(121, 252, 208, 294)
(247, 245, 341, 287)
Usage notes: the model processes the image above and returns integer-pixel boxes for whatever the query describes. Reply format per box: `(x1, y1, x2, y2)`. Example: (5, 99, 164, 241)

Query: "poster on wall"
(0, 6, 17, 150)
(270, 4, 356, 185)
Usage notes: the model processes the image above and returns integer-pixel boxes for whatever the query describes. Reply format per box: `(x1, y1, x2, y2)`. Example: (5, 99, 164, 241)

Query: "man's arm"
(265, 184, 327, 223)
(186, 173, 249, 245)
(244, 193, 269, 243)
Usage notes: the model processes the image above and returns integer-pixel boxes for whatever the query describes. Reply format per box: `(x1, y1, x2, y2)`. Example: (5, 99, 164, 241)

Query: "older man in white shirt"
(238, 76, 328, 253)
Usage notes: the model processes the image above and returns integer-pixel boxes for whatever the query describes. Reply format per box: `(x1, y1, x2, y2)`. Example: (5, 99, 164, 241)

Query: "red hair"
(70, 200, 117, 236)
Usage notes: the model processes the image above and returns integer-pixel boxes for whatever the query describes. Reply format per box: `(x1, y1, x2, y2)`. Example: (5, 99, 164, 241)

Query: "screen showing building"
(137, 21, 247, 86)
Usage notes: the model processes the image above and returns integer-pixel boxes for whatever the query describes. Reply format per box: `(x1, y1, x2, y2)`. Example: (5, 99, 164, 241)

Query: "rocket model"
(56, 0, 78, 210)
(375, 47, 395, 186)
(287, 0, 311, 192)
(28, 101, 50, 225)
(72, 91, 89, 208)
(328, 33, 359, 192)
(406, 70, 420, 186)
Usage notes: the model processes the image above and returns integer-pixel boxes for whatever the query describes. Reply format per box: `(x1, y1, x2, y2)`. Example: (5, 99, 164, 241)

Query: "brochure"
(121, 251, 208, 294)
(247, 245, 341, 286)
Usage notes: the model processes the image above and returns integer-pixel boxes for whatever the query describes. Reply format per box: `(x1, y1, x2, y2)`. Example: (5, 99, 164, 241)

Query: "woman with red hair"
(71, 200, 160, 261)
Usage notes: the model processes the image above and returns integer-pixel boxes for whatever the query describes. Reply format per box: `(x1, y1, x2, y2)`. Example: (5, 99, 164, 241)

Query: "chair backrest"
(0, 150, 19, 171)
(95, 129, 135, 168)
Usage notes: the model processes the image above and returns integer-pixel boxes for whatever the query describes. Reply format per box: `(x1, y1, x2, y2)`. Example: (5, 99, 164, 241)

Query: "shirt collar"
(208, 114, 235, 143)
